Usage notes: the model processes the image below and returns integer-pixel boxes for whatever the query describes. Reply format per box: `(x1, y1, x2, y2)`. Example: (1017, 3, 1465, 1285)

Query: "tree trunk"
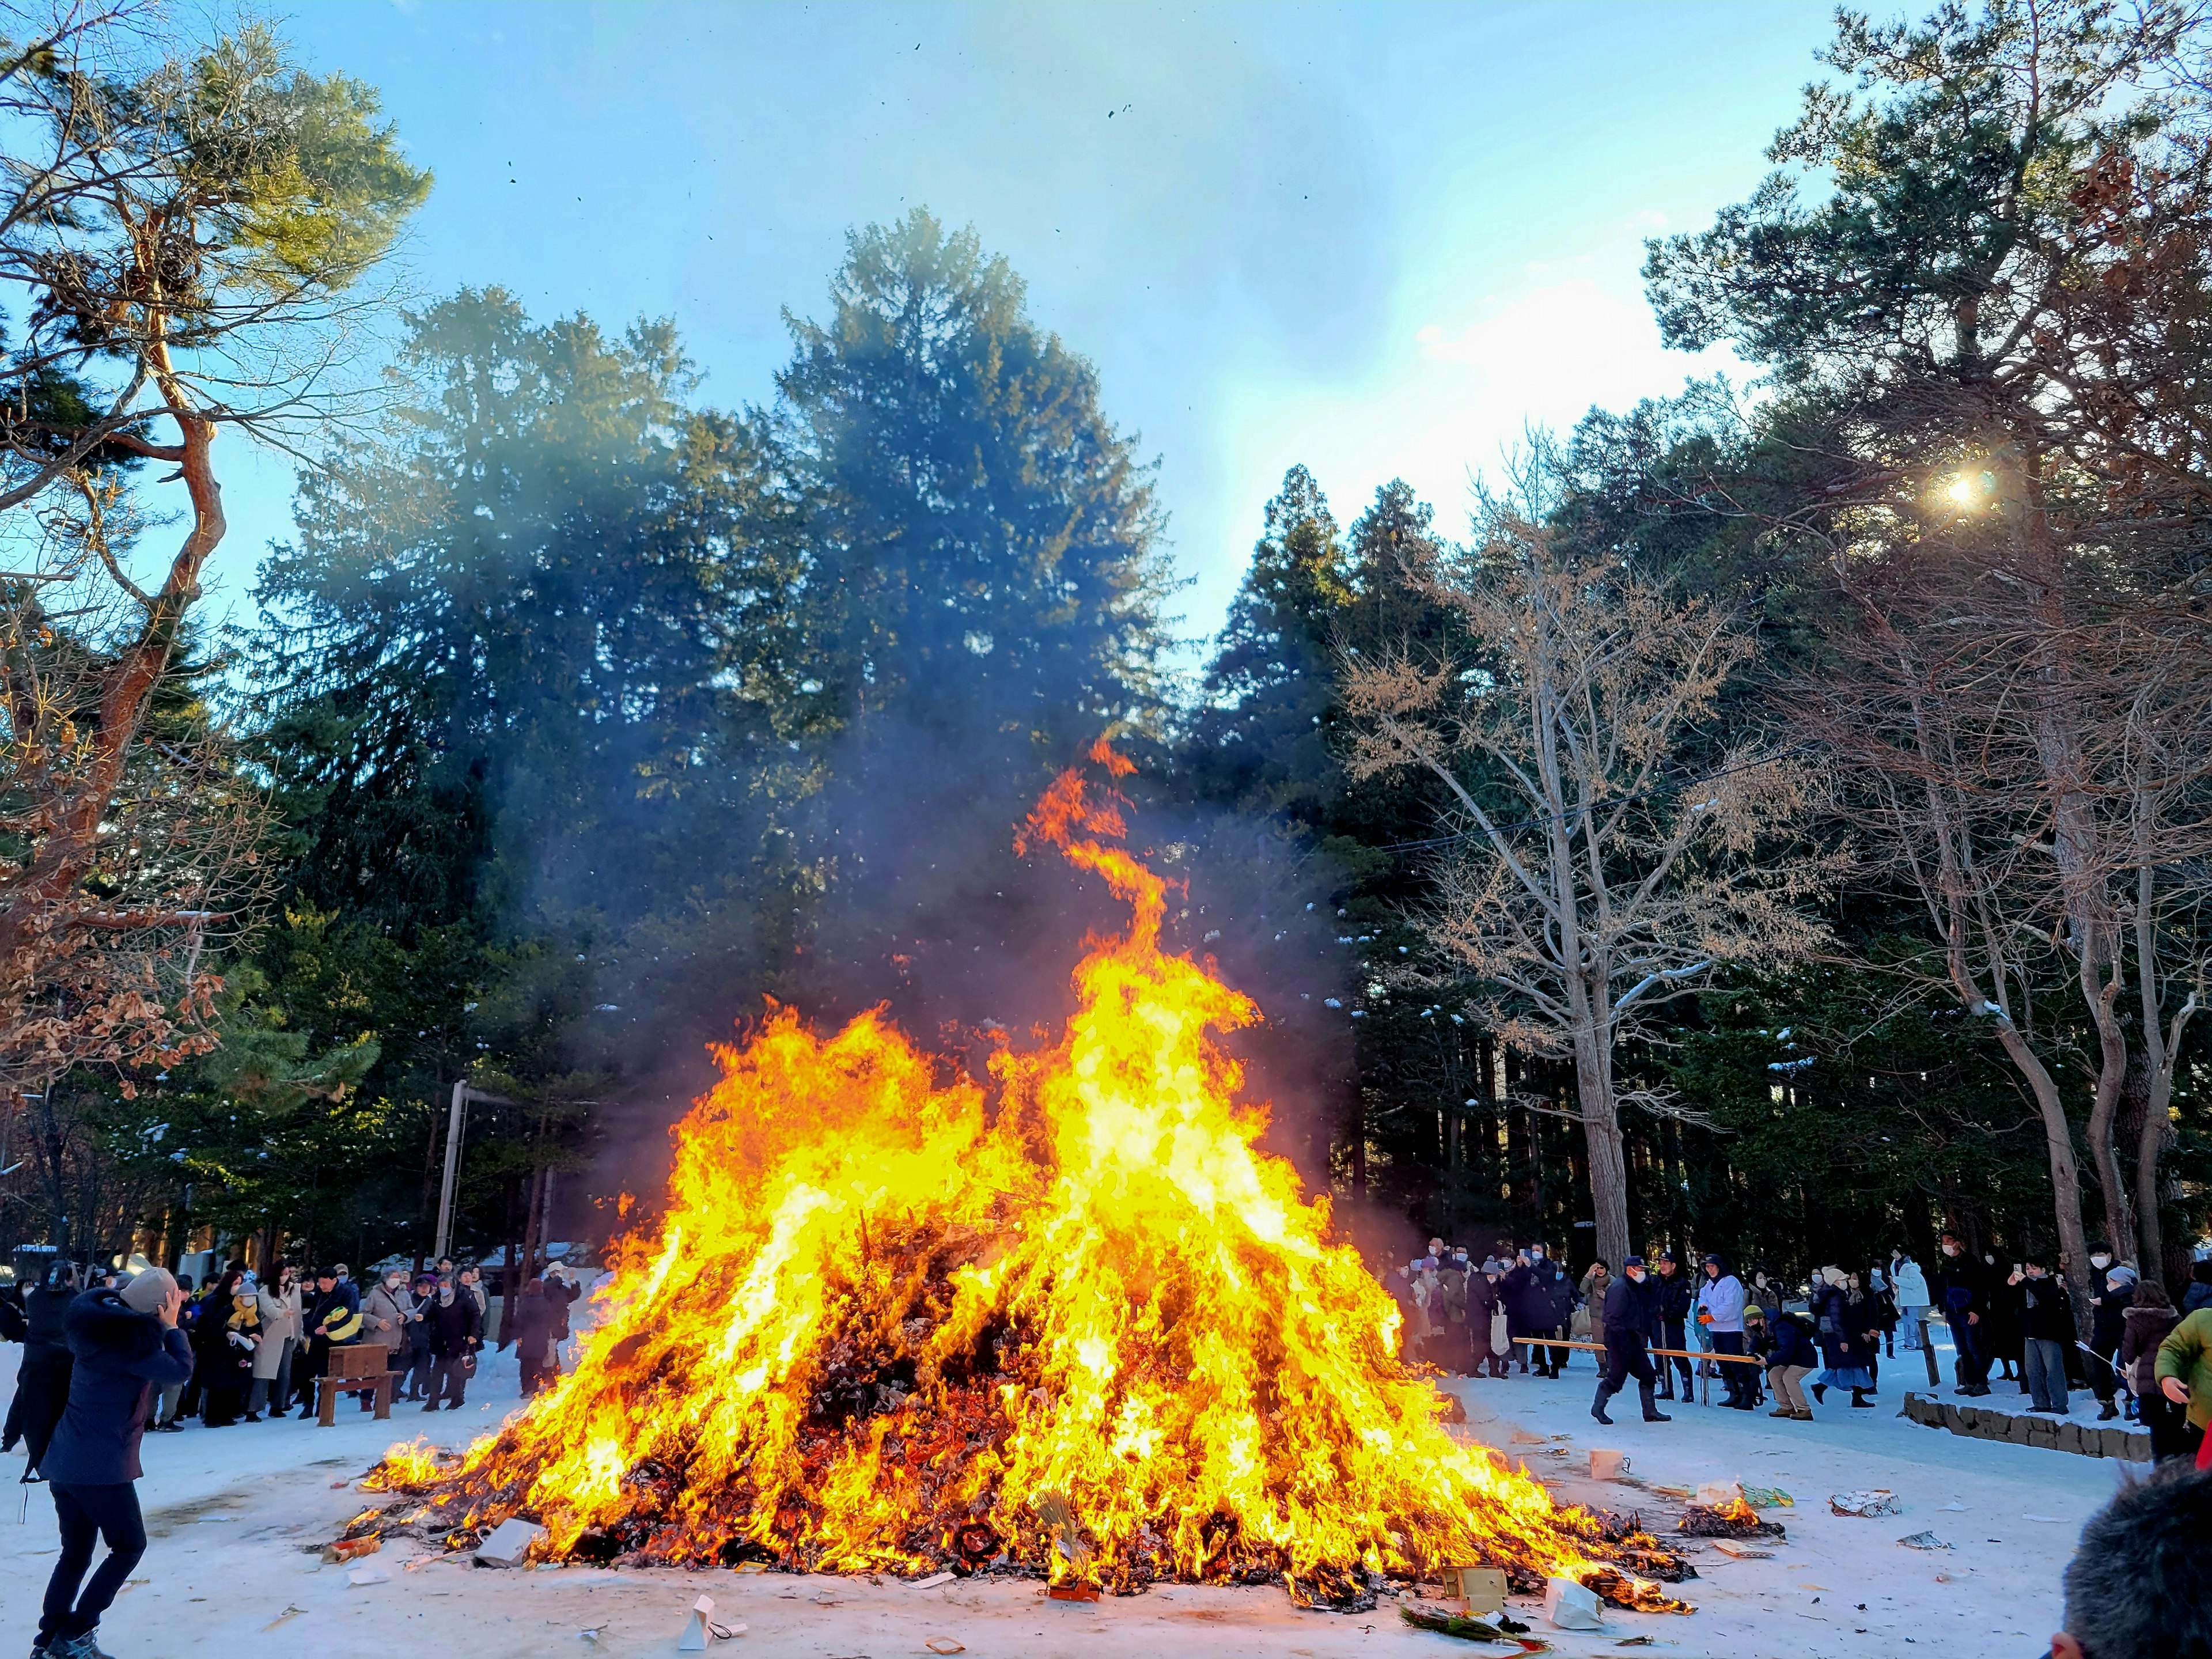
(1570, 1012, 1631, 1270)
(1990, 1020, 2092, 1316)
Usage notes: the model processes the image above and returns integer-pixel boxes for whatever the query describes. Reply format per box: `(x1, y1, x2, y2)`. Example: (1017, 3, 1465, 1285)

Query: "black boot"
(1851, 1388, 1874, 1408)
(2097, 1401, 2119, 1421)
(1810, 1382, 1828, 1404)
(1591, 1385, 1615, 1426)
(1641, 1381, 1671, 1422)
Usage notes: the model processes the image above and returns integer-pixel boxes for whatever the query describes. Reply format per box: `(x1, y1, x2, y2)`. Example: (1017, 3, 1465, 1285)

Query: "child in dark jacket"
(1765, 1310, 1821, 1421)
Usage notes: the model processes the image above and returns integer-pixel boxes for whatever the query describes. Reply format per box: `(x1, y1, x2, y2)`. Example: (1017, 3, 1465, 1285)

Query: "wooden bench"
(316, 1342, 395, 1425)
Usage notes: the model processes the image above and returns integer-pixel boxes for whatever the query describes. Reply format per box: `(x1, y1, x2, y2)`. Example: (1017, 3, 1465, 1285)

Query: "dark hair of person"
(2192, 1259, 2212, 1287)
(2062, 1467, 2212, 1659)
(2133, 1280, 2173, 1310)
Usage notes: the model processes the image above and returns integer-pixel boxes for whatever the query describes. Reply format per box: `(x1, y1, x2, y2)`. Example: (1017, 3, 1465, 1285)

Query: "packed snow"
(0, 1336, 2120, 1657)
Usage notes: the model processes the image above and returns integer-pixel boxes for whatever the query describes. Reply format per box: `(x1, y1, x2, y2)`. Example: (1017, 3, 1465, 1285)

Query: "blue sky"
(214, 0, 1835, 650)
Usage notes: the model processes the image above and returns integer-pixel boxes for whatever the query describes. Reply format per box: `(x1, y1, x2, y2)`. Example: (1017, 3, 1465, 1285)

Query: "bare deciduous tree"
(1341, 496, 1831, 1267)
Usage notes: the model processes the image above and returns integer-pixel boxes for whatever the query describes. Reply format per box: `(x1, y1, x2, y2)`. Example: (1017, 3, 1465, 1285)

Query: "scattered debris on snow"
(1896, 1532, 1953, 1551)
(1828, 1490, 1902, 1517)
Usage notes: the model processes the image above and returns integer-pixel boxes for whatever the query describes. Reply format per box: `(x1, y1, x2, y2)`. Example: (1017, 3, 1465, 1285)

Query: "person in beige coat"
(247, 1270, 300, 1422)
(354, 1269, 410, 1414)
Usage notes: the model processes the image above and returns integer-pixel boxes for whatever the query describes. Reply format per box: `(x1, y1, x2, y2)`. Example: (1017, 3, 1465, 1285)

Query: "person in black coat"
(505, 1277, 562, 1396)
(1590, 1257, 1671, 1426)
(1646, 1253, 1695, 1402)
(402, 1271, 437, 1401)
(1934, 1233, 1993, 1395)
(1502, 1245, 1574, 1377)
(2010, 1255, 2075, 1414)
(421, 1279, 482, 1411)
(5, 1263, 79, 1468)
(192, 1268, 250, 1427)
(1465, 1260, 1506, 1379)
(38, 1267, 192, 1658)
(2085, 1256, 2134, 1420)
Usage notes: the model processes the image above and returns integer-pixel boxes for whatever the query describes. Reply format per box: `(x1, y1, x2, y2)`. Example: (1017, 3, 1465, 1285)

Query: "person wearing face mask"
(360, 1268, 411, 1415)
(2011, 1255, 2076, 1415)
(402, 1272, 437, 1400)
(1465, 1257, 1506, 1379)
(1807, 1267, 1879, 1408)
(1590, 1257, 1670, 1426)
(1695, 1254, 1755, 1410)
(248, 1267, 298, 1423)
(1891, 1250, 1931, 1350)
(1935, 1232, 1993, 1396)
(2084, 1248, 2135, 1422)
(422, 1275, 482, 1411)
(1502, 1244, 1572, 1377)
(1647, 1253, 1695, 1404)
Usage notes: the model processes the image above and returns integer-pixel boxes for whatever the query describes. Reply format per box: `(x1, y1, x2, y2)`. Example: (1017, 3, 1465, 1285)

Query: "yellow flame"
(378, 743, 1654, 1601)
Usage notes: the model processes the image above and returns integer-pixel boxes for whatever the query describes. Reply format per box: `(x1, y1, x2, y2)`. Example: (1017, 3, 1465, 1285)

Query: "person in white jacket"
(1695, 1253, 1754, 1410)
(1891, 1251, 1931, 1350)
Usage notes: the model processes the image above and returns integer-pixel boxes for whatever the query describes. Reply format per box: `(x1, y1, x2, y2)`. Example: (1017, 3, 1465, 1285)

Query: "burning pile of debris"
(359, 748, 1693, 1618)
(1677, 1497, 1788, 1540)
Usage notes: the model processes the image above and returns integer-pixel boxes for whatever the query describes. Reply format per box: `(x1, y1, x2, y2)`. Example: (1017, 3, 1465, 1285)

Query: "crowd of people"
(2, 1256, 586, 1468)
(1384, 1233, 2212, 1468)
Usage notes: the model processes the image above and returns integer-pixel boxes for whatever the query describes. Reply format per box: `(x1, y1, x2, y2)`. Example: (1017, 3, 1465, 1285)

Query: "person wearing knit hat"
(37, 1266, 191, 1658)
(2088, 1259, 2139, 1421)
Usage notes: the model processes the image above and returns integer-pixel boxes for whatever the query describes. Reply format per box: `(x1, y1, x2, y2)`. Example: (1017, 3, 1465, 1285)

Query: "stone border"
(1900, 1390, 2152, 1460)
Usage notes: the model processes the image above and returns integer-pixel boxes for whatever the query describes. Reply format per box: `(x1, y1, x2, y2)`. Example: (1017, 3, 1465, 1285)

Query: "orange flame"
(372, 749, 1672, 1607)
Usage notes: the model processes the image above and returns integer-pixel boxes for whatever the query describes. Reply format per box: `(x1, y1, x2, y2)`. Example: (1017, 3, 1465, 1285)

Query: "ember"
(1676, 1498, 1787, 1540)
(362, 744, 1691, 1613)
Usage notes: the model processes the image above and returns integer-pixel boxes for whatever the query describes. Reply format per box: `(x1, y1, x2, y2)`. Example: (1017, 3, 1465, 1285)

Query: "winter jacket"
(2154, 1307, 2212, 1431)
(2015, 1274, 2075, 1345)
(360, 1283, 408, 1351)
(546, 1273, 584, 1339)
(251, 1288, 293, 1381)
(308, 1282, 363, 1344)
(2180, 1280, 2211, 1316)
(1891, 1258, 1930, 1309)
(1934, 1251, 1986, 1322)
(1501, 1259, 1572, 1334)
(1579, 1270, 1612, 1346)
(2089, 1278, 2134, 1350)
(41, 1289, 194, 1485)
(1766, 1311, 1819, 1370)
(508, 1288, 560, 1365)
(0, 1286, 24, 1343)
(1695, 1272, 1747, 1334)
(1648, 1270, 1694, 1330)
(1810, 1283, 1874, 1367)
(424, 1290, 482, 1359)
(22, 1282, 74, 1350)
(1465, 1270, 1501, 1338)
(190, 1289, 243, 1387)
(2121, 1304, 2181, 1397)
(1602, 1277, 1648, 1353)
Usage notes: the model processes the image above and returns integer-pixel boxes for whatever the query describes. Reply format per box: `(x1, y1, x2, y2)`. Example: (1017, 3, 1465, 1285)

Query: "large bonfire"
(362, 744, 1688, 1613)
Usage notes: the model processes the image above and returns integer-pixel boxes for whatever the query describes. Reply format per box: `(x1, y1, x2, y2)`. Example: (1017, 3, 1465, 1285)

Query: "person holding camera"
(35, 1266, 192, 1658)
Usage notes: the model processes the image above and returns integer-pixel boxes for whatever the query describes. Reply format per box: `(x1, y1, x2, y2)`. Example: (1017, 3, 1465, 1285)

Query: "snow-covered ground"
(0, 1336, 2122, 1658)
